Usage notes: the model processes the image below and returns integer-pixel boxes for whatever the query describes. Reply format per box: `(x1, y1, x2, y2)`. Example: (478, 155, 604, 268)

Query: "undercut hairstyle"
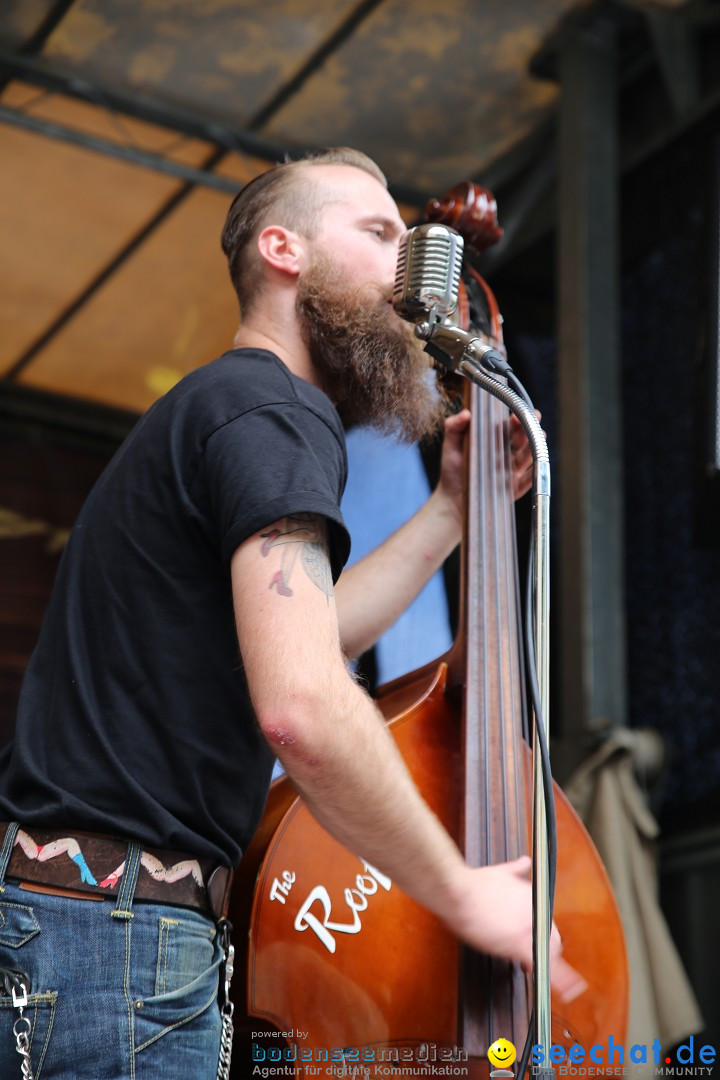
(220, 147, 387, 319)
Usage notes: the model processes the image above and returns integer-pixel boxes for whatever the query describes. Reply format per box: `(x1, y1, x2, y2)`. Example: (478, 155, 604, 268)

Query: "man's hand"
(445, 856, 587, 1003)
(435, 408, 540, 513)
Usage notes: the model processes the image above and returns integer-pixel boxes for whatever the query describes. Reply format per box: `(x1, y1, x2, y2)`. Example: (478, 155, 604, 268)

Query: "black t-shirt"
(0, 349, 350, 866)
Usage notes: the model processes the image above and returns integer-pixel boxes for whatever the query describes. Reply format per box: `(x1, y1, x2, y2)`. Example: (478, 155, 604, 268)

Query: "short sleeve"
(198, 402, 350, 578)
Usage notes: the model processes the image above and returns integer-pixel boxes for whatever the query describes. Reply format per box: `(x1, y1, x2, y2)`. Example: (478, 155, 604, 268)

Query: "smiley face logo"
(488, 1038, 517, 1070)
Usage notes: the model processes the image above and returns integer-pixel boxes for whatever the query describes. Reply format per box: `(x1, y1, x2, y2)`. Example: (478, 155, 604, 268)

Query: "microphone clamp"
(414, 321, 513, 378)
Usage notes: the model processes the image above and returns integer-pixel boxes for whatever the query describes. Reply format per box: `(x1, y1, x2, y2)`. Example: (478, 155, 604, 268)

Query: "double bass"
(228, 182, 628, 1078)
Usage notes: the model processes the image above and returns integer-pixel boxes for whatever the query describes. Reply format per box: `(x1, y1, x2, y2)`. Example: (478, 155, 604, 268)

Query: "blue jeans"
(0, 832, 223, 1079)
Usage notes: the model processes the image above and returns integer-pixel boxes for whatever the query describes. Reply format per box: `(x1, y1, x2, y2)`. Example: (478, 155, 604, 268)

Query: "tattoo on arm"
(260, 514, 333, 599)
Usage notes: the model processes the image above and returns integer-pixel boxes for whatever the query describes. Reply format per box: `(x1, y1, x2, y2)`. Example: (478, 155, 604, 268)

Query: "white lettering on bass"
(293, 859, 392, 954)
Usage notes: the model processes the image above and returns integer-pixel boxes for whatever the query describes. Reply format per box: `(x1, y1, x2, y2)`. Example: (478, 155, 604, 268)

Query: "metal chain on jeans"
(216, 919, 235, 1080)
(11, 982, 34, 1080)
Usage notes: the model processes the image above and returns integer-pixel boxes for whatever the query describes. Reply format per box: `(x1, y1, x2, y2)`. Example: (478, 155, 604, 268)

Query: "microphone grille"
(393, 223, 464, 322)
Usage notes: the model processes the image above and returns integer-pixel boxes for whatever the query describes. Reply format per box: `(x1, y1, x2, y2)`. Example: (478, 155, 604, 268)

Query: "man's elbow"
(254, 688, 337, 770)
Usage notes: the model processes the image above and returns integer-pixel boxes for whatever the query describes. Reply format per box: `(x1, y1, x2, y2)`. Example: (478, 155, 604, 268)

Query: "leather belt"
(0, 823, 233, 921)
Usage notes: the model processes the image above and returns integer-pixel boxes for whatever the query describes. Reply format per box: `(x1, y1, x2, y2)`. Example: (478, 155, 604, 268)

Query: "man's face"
(301, 164, 407, 309)
(294, 167, 447, 442)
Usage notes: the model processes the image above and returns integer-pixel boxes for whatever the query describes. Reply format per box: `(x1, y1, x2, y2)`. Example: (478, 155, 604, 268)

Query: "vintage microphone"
(392, 222, 513, 379)
(392, 222, 464, 324)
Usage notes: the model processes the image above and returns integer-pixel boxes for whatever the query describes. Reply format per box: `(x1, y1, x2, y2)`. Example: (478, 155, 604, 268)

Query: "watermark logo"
(532, 1036, 716, 1075)
(489, 1038, 517, 1075)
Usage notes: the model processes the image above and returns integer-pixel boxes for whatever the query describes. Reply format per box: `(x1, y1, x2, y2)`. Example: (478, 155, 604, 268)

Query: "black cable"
(508, 370, 535, 412)
(491, 367, 556, 1080)
(516, 537, 558, 1080)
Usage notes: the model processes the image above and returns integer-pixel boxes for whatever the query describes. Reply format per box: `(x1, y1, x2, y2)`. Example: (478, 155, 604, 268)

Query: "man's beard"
(296, 256, 448, 442)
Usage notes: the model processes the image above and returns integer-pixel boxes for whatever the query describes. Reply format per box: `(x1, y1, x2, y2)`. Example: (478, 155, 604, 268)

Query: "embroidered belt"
(0, 823, 233, 921)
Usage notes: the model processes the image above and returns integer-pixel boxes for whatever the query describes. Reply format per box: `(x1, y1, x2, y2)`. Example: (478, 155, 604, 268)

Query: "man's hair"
(221, 147, 387, 318)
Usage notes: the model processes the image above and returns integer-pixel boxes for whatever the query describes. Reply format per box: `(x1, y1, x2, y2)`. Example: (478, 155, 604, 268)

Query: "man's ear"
(256, 226, 305, 278)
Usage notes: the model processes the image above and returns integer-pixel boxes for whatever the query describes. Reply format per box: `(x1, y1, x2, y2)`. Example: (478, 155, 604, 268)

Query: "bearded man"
(0, 147, 582, 1079)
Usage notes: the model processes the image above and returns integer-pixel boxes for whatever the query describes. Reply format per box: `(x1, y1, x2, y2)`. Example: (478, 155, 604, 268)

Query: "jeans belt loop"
(0, 822, 19, 891)
(111, 841, 143, 921)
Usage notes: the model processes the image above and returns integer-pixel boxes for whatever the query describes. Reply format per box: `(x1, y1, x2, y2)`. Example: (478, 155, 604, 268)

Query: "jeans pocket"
(0, 903, 40, 949)
(154, 916, 216, 996)
(132, 913, 221, 1055)
(0, 991, 58, 1079)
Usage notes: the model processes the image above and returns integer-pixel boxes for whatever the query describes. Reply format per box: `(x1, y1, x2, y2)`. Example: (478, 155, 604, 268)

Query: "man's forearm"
(334, 487, 461, 659)
(266, 670, 468, 922)
(263, 666, 586, 1003)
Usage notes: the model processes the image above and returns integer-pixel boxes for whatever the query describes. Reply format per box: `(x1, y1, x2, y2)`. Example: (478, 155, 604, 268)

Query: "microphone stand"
(415, 320, 555, 1080)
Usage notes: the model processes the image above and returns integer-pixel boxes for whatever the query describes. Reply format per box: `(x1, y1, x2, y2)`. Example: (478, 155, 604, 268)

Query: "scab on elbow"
(263, 725, 296, 749)
(261, 723, 321, 769)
